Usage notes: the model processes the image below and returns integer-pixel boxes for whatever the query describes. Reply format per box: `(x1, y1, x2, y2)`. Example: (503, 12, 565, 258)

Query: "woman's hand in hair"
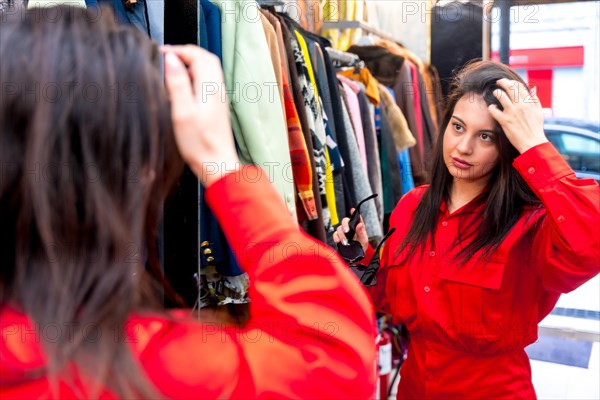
(332, 209, 369, 252)
(162, 45, 240, 187)
(488, 78, 548, 154)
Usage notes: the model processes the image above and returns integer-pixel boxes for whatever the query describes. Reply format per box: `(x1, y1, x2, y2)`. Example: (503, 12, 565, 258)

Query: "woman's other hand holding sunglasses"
(333, 208, 369, 254)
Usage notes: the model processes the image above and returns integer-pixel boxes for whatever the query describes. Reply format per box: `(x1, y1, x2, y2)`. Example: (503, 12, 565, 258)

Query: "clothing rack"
(326, 47, 360, 65)
(321, 20, 400, 44)
(325, 47, 365, 70)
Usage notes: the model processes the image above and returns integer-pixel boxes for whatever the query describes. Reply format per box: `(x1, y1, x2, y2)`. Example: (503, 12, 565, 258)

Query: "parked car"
(543, 118, 600, 182)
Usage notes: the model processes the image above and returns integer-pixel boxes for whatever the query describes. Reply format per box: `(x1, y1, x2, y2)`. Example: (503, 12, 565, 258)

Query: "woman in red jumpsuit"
(0, 7, 376, 399)
(334, 61, 600, 399)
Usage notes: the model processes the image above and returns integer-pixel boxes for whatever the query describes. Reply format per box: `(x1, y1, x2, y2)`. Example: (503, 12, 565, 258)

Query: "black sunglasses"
(349, 228, 396, 286)
(336, 193, 396, 286)
(337, 193, 378, 263)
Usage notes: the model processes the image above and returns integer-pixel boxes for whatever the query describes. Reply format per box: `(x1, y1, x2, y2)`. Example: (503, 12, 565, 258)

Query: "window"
(561, 133, 600, 156)
(547, 132, 600, 174)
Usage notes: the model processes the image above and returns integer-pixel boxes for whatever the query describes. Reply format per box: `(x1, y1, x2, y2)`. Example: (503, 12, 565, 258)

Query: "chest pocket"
(437, 259, 508, 342)
(438, 260, 506, 290)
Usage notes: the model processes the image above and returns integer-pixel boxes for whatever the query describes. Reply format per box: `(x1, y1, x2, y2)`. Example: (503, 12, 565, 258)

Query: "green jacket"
(213, 0, 296, 218)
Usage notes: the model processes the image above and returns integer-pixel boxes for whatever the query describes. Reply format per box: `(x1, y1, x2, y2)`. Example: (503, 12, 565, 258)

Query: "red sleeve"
(204, 166, 377, 398)
(513, 142, 600, 293)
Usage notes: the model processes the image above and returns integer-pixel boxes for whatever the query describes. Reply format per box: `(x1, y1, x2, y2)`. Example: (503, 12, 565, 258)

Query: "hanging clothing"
(428, 63, 444, 130)
(278, 14, 326, 242)
(338, 75, 369, 176)
(398, 149, 415, 196)
(97, 0, 129, 23)
(124, 0, 151, 37)
(293, 30, 338, 228)
(347, 45, 405, 89)
(198, 264, 249, 308)
(321, 0, 364, 50)
(290, 23, 361, 217)
(262, 10, 317, 222)
(213, 0, 295, 219)
(197, 2, 208, 53)
(201, 0, 221, 59)
(416, 67, 439, 160)
(394, 61, 427, 186)
(0, 167, 378, 399)
(339, 83, 382, 241)
(295, 0, 323, 36)
(407, 61, 424, 163)
(378, 41, 438, 181)
(338, 67, 381, 106)
(288, 27, 331, 231)
(347, 44, 429, 185)
(379, 104, 404, 216)
(259, 12, 285, 117)
(365, 143, 600, 399)
(377, 40, 441, 133)
(378, 84, 416, 152)
(194, 2, 246, 308)
(145, 0, 164, 45)
(381, 85, 416, 197)
(357, 88, 383, 222)
(304, 39, 342, 227)
(301, 28, 348, 219)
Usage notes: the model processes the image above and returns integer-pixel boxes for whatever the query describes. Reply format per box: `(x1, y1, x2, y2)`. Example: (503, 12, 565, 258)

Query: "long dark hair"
(0, 6, 182, 397)
(398, 60, 540, 264)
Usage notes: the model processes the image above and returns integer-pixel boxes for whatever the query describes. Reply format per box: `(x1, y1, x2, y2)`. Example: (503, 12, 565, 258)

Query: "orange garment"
(364, 143, 600, 398)
(296, 0, 323, 33)
(262, 10, 317, 221)
(259, 12, 285, 118)
(0, 167, 377, 399)
(338, 67, 381, 106)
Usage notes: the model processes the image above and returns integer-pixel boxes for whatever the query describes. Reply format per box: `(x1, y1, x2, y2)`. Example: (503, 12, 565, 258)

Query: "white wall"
(553, 67, 586, 120)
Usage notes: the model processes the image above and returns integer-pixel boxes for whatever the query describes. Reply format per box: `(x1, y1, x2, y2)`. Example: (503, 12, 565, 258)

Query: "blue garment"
(97, 0, 129, 24)
(200, 0, 222, 61)
(96, 0, 153, 39)
(126, 0, 150, 36)
(197, 0, 242, 277)
(385, 86, 414, 195)
(146, 0, 164, 45)
(199, 192, 244, 276)
(374, 104, 382, 131)
(398, 149, 415, 195)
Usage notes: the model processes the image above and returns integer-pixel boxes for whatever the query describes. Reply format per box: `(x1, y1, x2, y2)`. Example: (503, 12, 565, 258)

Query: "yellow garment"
(324, 147, 338, 226)
(295, 32, 321, 110)
(338, 0, 359, 50)
(322, 0, 340, 48)
(295, 31, 339, 225)
(338, 67, 380, 106)
(322, 0, 358, 50)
